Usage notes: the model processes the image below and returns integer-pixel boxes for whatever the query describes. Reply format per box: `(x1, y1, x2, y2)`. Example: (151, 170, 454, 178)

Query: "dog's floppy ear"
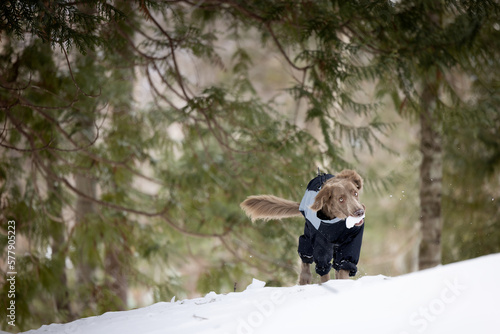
(310, 184, 332, 212)
(335, 169, 363, 190)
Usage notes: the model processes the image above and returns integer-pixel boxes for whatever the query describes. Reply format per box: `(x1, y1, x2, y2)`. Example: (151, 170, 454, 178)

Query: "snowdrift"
(24, 253, 500, 334)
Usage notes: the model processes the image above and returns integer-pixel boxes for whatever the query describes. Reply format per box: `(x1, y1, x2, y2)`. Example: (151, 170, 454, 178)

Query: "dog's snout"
(353, 209, 364, 217)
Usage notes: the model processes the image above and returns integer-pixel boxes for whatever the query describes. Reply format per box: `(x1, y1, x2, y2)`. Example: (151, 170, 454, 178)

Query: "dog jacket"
(297, 173, 364, 277)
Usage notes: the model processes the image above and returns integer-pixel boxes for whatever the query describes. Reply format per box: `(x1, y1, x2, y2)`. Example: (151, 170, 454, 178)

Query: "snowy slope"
(24, 253, 500, 334)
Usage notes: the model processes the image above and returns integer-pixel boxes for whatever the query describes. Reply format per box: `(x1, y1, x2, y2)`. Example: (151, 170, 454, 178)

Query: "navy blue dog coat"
(297, 173, 364, 277)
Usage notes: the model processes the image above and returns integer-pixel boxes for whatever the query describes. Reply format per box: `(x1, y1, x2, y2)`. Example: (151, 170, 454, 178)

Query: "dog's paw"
(299, 272, 312, 285)
(299, 276, 311, 285)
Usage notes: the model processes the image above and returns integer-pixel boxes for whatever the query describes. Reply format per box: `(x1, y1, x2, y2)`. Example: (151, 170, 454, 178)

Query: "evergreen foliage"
(0, 0, 124, 53)
(441, 14, 500, 262)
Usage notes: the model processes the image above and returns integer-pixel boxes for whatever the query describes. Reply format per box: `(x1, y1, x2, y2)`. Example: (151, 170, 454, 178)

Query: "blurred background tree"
(0, 0, 180, 328)
(1, 0, 499, 331)
(344, 0, 500, 270)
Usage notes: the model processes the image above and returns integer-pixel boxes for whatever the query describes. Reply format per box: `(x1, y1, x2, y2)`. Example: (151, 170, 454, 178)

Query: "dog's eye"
(339, 197, 344, 203)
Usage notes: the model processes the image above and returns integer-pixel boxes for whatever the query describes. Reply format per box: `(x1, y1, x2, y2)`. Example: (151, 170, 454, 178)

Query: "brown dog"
(241, 170, 365, 284)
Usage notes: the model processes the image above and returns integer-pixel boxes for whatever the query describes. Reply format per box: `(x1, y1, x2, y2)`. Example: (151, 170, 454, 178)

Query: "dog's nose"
(353, 209, 364, 217)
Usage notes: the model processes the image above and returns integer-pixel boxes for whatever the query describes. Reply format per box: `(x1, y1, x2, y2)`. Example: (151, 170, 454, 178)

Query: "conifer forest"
(1, 0, 499, 331)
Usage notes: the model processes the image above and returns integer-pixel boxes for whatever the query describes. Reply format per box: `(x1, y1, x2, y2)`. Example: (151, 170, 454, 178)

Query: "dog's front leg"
(299, 262, 312, 285)
(320, 273, 330, 283)
(335, 270, 350, 279)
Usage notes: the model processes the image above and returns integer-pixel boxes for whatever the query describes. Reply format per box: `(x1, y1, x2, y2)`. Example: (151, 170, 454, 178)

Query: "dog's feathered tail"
(240, 195, 302, 221)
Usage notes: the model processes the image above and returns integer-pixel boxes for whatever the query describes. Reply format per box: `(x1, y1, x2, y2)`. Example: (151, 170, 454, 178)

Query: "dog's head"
(309, 170, 365, 220)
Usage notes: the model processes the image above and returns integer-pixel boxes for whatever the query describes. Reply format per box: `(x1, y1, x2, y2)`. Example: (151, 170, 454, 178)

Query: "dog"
(240, 170, 366, 284)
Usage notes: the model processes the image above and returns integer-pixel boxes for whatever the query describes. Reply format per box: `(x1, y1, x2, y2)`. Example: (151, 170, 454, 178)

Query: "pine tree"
(441, 9, 500, 263)
(332, 0, 500, 269)
(0, 1, 174, 328)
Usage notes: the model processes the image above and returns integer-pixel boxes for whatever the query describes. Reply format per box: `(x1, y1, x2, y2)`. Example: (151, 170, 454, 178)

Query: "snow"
(346, 213, 365, 228)
(24, 253, 500, 334)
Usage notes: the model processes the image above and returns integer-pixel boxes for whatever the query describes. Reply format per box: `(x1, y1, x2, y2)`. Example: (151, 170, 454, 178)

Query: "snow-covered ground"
(24, 253, 500, 334)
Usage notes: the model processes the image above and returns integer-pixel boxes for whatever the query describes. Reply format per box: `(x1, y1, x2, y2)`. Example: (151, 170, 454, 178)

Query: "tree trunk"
(74, 165, 97, 298)
(51, 221, 75, 320)
(100, 0, 135, 309)
(105, 244, 128, 309)
(418, 78, 443, 270)
(74, 119, 98, 312)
